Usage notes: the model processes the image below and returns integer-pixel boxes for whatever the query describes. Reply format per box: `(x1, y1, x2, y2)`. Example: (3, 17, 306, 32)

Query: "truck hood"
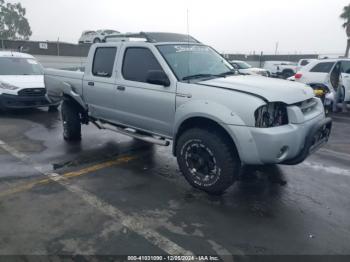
(0, 75, 45, 89)
(200, 75, 314, 104)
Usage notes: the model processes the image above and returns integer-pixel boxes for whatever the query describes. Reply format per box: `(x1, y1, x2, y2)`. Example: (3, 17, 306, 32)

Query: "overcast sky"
(8, 0, 350, 54)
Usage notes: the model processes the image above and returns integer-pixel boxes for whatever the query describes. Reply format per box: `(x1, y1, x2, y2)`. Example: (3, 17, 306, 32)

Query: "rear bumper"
(227, 113, 332, 165)
(0, 93, 59, 109)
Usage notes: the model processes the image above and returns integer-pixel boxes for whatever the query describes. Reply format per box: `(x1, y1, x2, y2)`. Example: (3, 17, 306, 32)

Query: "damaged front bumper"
(281, 117, 332, 165)
(226, 112, 332, 165)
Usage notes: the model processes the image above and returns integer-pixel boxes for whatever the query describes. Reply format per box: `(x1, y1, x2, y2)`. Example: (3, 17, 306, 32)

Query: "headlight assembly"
(254, 102, 289, 127)
(0, 82, 19, 90)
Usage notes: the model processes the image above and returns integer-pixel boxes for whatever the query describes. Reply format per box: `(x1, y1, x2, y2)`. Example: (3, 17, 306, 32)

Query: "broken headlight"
(254, 102, 288, 128)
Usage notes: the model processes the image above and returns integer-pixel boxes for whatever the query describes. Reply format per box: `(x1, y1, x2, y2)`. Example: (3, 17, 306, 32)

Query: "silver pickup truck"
(45, 32, 332, 195)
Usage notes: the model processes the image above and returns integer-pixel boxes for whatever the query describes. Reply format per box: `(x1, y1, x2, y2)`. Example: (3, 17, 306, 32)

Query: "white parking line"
(0, 139, 194, 256)
(303, 161, 350, 177)
(319, 148, 350, 160)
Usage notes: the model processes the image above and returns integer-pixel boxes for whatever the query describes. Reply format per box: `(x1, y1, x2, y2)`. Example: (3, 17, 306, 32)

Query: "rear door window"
(310, 62, 335, 73)
(92, 47, 117, 77)
(341, 61, 350, 74)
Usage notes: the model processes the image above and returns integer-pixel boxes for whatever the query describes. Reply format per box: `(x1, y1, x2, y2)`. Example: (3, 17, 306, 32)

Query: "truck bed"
(44, 68, 84, 104)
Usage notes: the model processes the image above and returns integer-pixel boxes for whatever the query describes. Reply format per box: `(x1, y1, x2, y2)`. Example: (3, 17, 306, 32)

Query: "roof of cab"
(104, 32, 200, 44)
(0, 51, 35, 59)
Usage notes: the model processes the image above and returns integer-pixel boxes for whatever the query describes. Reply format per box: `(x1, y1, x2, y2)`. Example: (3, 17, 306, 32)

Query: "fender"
(62, 82, 87, 111)
(44, 74, 87, 111)
(173, 100, 247, 156)
(174, 100, 246, 132)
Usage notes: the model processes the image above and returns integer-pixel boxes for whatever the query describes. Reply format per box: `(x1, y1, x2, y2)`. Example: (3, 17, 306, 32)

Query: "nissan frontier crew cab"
(45, 32, 332, 195)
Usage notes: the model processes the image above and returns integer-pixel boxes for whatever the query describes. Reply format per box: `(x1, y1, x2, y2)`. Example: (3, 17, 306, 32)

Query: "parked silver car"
(45, 32, 332, 195)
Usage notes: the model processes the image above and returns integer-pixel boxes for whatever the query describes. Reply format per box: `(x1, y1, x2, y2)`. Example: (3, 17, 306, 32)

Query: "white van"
(0, 51, 59, 110)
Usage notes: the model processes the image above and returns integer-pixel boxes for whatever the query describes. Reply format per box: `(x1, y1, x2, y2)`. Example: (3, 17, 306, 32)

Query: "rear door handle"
(88, 81, 94, 86)
(117, 86, 126, 91)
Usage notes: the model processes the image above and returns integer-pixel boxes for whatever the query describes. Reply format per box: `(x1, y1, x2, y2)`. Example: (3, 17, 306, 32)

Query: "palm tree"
(340, 4, 350, 57)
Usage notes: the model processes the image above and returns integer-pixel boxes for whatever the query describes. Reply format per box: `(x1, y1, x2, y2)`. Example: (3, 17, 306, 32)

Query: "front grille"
(18, 88, 46, 97)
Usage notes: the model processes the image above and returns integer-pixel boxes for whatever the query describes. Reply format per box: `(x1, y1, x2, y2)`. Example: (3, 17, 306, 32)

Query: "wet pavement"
(0, 108, 350, 257)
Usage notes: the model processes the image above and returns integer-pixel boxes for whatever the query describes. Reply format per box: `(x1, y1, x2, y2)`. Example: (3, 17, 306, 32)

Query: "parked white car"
(294, 59, 350, 103)
(297, 58, 317, 71)
(0, 51, 59, 110)
(229, 60, 268, 77)
(78, 29, 120, 44)
(263, 61, 298, 79)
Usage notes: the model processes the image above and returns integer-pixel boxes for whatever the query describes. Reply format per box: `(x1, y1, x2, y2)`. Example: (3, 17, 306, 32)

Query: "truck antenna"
(186, 8, 190, 81)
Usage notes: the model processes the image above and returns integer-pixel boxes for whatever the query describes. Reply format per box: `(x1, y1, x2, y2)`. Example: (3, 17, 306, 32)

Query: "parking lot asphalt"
(0, 108, 350, 257)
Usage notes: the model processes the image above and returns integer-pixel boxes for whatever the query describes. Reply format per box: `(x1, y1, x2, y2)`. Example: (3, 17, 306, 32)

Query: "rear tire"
(176, 128, 240, 195)
(61, 100, 81, 141)
(282, 70, 294, 79)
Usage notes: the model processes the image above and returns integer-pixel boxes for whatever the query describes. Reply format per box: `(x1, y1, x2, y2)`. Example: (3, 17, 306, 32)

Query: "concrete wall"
(34, 55, 86, 69)
(1, 39, 320, 69)
(0, 39, 90, 57)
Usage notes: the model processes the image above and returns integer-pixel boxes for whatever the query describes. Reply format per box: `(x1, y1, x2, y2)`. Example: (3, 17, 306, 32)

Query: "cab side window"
(122, 47, 163, 83)
(341, 61, 350, 74)
(310, 62, 335, 73)
(92, 47, 117, 77)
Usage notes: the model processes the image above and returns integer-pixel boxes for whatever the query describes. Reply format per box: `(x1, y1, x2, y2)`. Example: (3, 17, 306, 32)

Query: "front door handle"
(117, 86, 126, 91)
(88, 81, 94, 86)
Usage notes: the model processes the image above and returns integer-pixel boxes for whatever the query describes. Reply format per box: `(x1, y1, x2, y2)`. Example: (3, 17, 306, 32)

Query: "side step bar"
(93, 120, 170, 146)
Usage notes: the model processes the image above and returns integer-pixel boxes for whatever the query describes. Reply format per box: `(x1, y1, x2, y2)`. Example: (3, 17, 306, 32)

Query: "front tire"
(61, 100, 81, 141)
(176, 128, 240, 195)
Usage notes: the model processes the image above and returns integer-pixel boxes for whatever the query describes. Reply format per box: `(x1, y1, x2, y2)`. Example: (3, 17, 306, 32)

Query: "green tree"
(340, 4, 350, 57)
(0, 0, 32, 40)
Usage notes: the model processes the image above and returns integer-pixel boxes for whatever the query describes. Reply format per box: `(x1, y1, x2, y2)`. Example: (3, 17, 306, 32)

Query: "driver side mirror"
(146, 70, 170, 87)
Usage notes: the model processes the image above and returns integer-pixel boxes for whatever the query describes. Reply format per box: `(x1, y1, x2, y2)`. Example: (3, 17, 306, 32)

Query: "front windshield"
(234, 61, 252, 69)
(0, 57, 44, 75)
(157, 44, 234, 81)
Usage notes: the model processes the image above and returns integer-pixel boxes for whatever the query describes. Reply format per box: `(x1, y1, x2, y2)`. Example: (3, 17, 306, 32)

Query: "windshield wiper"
(182, 71, 236, 81)
(182, 74, 218, 81)
(217, 71, 236, 77)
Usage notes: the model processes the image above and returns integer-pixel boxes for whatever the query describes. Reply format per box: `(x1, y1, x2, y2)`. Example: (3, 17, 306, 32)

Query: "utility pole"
(57, 37, 60, 56)
(259, 51, 263, 68)
(275, 42, 279, 55)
